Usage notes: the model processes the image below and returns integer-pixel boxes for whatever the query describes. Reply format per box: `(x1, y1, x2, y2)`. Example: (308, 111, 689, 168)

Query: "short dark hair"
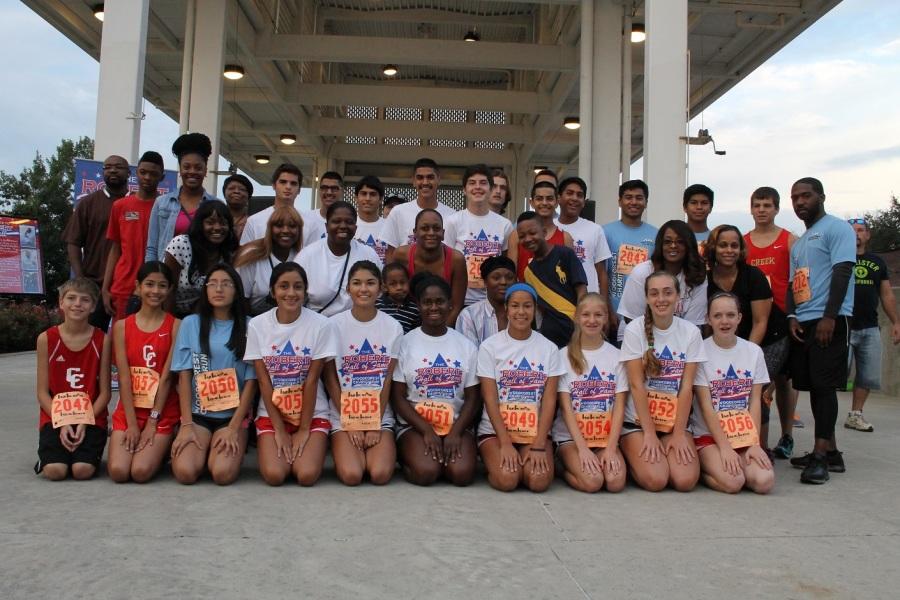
(413, 158, 439, 173)
(272, 163, 302, 185)
(326, 200, 357, 221)
(222, 174, 253, 198)
(480, 255, 516, 281)
(414, 208, 443, 227)
(138, 151, 164, 169)
(683, 183, 714, 207)
(531, 181, 557, 198)
(463, 164, 493, 188)
(751, 186, 780, 209)
(491, 169, 512, 213)
(558, 176, 586, 196)
(355, 175, 384, 198)
(383, 195, 406, 209)
(320, 171, 343, 185)
(794, 177, 825, 196)
(516, 210, 541, 225)
(533, 168, 557, 184)
(619, 179, 649, 199)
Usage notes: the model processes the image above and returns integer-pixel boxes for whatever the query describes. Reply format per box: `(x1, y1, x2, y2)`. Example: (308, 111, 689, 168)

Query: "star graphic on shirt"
(379, 345, 387, 354)
(678, 352, 686, 360)
(607, 373, 615, 381)
(577, 240, 584, 245)
(537, 364, 544, 372)
(743, 370, 752, 378)
(349, 344, 356, 351)
(271, 344, 278, 351)
(492, 234, 500, 242)
(453, 360, 462, 368)
(302, 347, 311, 356)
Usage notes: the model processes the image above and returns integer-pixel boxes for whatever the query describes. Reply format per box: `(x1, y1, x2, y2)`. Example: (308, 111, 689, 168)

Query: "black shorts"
(192, 413, 236, 434)
(789, 316, 850, 391)
(35, 423, 107, 473)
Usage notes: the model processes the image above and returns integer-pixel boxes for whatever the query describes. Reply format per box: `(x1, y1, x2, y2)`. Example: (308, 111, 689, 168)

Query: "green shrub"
(0, 301, 61, 353)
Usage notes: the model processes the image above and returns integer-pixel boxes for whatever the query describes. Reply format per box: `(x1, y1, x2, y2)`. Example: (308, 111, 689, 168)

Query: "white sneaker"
(844, 411, 874, 432)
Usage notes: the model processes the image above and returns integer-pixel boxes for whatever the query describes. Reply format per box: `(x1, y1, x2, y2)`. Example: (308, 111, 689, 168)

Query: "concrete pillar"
(578, 0, 594, 193)
(621, 5, 633, 184)
(93, 0, 150, 163)
(643, 0, 689, 225)
(178, 0, 197, 135)
(590, 0, 623, 225)
(186, 0, 227, 193)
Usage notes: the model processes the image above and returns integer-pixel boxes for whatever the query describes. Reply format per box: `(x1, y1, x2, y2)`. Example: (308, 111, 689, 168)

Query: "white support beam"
(320, 7, 533, 28)
(314, 118, 531, 144)
(330, 144, 515, 166)
(578, 0, 593, 194)
(254, 33, 578, 72)
(591, 0, 623, 224)
(93, 0, 150, 163)
(643, 0, 689, 225)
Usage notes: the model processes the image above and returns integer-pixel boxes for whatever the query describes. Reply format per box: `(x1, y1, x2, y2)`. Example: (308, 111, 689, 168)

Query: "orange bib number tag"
(340, 389, 381, 431)
(575, 412, 611, 448)
(718, 409, 759, 449)
(466, 254, 487, 289)
(196, 368, 240, 412)
(792, 267, 811, 304)
(272, 384, 304, 426)
(616, 244, 648, 276)
(500, 402, 538, 444)
(415, 400, 454, 435)
(636, 390, 677, 433)
(51, 391, 95, 429)
(129, 366, 160, 409)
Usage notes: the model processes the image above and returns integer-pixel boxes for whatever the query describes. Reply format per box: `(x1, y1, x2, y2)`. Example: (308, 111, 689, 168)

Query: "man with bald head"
(63, 154, 130, 329)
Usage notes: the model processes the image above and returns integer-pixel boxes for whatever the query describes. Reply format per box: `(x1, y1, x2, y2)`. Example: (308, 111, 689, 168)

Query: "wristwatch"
(149, 409, 161, 420)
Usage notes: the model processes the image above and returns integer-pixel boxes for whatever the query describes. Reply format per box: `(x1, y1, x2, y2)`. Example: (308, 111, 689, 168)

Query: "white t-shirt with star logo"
(328, 309, 404, 430)
(475, 329, 566, 436)
(555, 217, 612, 294)
(689, 336, 769, 436)
(354, 217, 389, 263)
(244, 307, 337, 420)
(444, 209, 514, 305)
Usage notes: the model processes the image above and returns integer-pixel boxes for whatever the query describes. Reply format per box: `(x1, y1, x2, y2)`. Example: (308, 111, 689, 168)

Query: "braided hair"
(642, 271, 681, 378)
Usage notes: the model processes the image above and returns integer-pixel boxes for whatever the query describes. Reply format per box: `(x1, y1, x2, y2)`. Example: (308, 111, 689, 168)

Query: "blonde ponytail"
(642, 304, 661, 378)
(567, 293, 607, 376)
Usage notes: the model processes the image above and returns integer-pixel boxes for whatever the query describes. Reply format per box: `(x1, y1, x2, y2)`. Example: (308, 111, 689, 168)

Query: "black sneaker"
(800, 454, 830, 484)
(772, 434, 794, 459)
(790, 450, 845, 472)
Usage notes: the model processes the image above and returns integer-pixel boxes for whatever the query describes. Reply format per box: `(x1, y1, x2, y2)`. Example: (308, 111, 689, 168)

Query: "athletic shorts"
(621, 421, 690, 437)
(192, 413, 250, 434)
(112, 401, 180, 435)
(694, 434, 716, 451)
(255, 416, 331, 436)
(849, 327, 881, 390)
(790, 316, 850, 391)
(35, 423, 107, 473)
(476, 434, 550, 448)
(761, 337, 789, 380)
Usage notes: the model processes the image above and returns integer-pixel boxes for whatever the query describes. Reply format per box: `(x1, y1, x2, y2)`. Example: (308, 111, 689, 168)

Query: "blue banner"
(73, 158, 178, 205)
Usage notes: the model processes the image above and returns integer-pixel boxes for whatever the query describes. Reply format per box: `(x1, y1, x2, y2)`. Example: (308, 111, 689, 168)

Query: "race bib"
(129, 366, 160, 409)
(196, 368, 240, 412)
(272, 384, 304, 426)
(616, 244, 648, 276)
(635, 390, 677, 433)
(718, 409, 759, 449)
(51, 391, 95, 429)
(576, 411, 611, 448)
(792, 266, 811, 304)
(500, 402, 538, 444)
(340, 389, 381, 431)
(466, 254, 487, 289)
(415, 400, 454, 436)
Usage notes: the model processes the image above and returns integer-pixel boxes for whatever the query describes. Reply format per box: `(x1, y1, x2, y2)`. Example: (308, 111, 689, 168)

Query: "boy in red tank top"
(508, 181, 574, 281)
(34, 277, 112, 480)
(744, 187, 802, 459)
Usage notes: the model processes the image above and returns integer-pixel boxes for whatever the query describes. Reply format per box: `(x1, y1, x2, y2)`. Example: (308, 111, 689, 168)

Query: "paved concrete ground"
(1, 351, 898, 599)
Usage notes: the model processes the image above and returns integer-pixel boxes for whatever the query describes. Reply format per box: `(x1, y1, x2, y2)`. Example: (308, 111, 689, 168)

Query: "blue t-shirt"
(789, 214, 856, 321)
(602, 220, 658, 311)
(171, 315, 256, 418)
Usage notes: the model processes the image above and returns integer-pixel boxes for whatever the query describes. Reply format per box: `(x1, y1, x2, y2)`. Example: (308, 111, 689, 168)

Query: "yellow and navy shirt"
(524, 245, 587, 348)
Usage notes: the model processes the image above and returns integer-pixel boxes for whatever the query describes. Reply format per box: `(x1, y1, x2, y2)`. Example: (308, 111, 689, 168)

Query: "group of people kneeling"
(37, 251, 773, 495)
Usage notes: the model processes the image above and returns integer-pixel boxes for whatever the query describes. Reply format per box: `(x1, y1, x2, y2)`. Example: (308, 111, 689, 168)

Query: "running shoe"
(800, 453, 830, 484)
(792, 414, 805, 428)
(772, 434, 794, 459)
(844, 411, 874, 432)
(791, 450, 845, 473)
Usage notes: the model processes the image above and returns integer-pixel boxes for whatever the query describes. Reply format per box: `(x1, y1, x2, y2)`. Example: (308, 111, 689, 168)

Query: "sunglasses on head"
(847, 218, 867, 227)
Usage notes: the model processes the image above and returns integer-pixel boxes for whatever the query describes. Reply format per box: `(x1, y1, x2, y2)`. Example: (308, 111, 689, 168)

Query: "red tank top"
(744, 228, 791, 312)
(408, 243, 453, 282)
(122, 313, 179, 408)
(42, 326, 107, 429)
(517, 227, 565, 281)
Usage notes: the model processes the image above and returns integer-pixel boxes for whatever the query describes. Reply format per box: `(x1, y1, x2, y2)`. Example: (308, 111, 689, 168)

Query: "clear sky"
(1, 0, 897, 231)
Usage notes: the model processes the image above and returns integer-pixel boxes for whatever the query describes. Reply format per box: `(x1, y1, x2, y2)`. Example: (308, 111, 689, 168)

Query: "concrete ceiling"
(25, 0, 842, 186)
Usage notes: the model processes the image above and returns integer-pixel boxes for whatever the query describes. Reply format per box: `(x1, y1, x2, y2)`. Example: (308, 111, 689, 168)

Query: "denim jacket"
(144, 188, 219, 262)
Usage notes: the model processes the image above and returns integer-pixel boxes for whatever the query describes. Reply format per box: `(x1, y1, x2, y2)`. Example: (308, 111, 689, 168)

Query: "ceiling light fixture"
(92, 3, 104, 21)
(382, 64, 398, 77)
(631, 23, 646, 43)
(464, 31, 480, 42)
(255, 155, 270, 165)
(563, 117, 580, 130)
(533, 166, 548, 174)
(223, 64, 245, 80)
(280, 134, 296, 145)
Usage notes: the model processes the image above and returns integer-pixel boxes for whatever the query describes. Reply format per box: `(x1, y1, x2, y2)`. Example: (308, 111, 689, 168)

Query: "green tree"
(0, 137, 94, 298)
(865, 194, 900, 253)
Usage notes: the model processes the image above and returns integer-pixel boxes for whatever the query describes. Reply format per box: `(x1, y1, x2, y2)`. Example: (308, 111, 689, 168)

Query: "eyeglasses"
(205, 281, 235, 289)
(662, 239, 686, 247)
(847, 218, 867, 226)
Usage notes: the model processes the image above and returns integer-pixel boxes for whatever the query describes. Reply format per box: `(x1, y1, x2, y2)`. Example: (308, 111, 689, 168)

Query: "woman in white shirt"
(477, 283, 565, 492)
(234, 205, 303, 316)
(298, 201, 381, 316)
